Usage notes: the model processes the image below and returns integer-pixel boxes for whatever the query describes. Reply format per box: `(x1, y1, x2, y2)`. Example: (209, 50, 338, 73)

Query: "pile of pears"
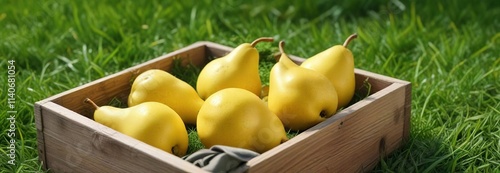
(85, 34, 358, 157)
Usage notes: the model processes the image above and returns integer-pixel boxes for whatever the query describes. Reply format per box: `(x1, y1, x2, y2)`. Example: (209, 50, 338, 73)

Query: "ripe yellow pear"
(268, 41, 338, 131)
(197, 88, 288, 153)
(128, 69, 203, 125)
(85, 98, 188, 157)
(196, 37, 274, 100)
(300, 34, 357, 109)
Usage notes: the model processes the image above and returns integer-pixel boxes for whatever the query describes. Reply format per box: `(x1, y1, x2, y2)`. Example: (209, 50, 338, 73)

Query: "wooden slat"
(203, 41, 233, 58)
(39, 102, 205, 173)
(246, 83, 407, 172)
(350, 68, 412, 142)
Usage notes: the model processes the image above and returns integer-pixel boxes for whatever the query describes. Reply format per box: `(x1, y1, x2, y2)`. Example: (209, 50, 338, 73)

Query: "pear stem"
(278, 41, 285, 54)
(342, 33, 358, 47)
(250, 37, 274, 47)
(84, 98, 99, 110)
(274, 41, 286, 62)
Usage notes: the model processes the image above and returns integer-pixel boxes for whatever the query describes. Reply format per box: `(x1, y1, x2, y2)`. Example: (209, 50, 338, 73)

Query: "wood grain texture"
(39, 102, 205, 173)
(34, 41, 411, 172)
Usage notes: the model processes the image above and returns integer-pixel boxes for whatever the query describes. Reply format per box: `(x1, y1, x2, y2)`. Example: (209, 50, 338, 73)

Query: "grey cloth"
(182, 145, 260, 173)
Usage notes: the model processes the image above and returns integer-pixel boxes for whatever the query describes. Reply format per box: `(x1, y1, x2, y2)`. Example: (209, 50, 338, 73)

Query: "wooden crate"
(34, 41, 411, 173)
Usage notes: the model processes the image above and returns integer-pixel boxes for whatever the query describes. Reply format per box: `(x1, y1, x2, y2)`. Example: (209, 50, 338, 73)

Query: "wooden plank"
(246, 83, 407, 172)
(354, 68, 409, 85)
(43, 133, 130, 173)
(203, 41, 233, 58)
(350, 68, 412, 143)
(39, 102, 205, 173)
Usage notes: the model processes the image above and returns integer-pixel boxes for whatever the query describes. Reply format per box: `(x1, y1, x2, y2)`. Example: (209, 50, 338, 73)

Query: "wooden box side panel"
(247, 83, 408, 172)
(47, 43, 208, 119)
(38, 102, 204, 173)
(351, 68, 412, 142)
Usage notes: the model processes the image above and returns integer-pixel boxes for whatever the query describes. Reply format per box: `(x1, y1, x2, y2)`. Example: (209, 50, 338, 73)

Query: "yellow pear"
(300, 34, 357, 109)
(128, 69, 203, 125)
(196, 37, 274, 100)
(197, 88, 288, 153)
(85, 98, 188, 157)
(268, 41, 338, 131)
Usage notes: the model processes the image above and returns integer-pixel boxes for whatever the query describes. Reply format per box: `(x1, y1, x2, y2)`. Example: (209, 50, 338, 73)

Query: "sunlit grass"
(1, 0, 499, 172)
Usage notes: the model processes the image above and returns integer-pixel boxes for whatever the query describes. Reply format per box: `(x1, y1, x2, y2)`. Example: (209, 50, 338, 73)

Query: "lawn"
(1, 0, 499, 172)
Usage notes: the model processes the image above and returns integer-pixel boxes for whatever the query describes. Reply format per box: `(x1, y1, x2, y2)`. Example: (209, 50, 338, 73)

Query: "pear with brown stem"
(196, 37, 274, 99)
(268, 41, 339, 131)
(301, 33, 358, 109)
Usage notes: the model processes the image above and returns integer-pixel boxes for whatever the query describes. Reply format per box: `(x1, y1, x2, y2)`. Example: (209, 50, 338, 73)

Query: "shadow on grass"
(373, 127, 453, 172)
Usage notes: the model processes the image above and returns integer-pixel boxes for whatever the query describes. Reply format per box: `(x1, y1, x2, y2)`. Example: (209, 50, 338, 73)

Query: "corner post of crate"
(34, 101, 48, 170)
(402, 82, 412, 142)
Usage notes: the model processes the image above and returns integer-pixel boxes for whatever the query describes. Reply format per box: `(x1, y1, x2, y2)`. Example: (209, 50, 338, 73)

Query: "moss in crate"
(255, 42, 279, 86)
(169, 57, 202, 88)
(186, 126, 205, 155)
(346, 77, 372, 108)
(286, 130, 301, 139)
(107, 97, 128, 108)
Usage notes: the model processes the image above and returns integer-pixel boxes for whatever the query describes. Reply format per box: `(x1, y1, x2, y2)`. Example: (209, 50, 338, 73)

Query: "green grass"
(1, 0, 499, 172)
